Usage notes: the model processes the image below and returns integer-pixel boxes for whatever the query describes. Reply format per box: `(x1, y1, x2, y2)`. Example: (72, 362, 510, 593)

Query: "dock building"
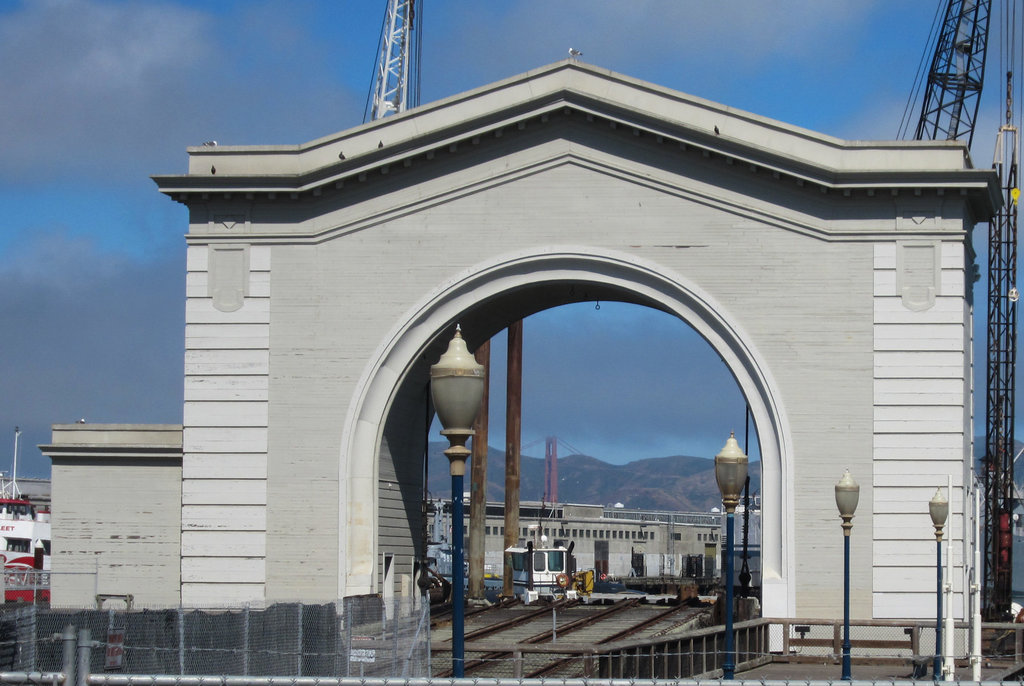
(428, 500, 739, 581)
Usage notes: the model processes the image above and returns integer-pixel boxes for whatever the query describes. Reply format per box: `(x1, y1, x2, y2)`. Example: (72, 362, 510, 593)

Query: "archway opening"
(342, 248, 792, 616)
(423, 300, 764, 599)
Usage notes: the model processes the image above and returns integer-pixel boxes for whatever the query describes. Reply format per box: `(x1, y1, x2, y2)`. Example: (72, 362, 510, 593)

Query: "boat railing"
(4, 567, 49, 590)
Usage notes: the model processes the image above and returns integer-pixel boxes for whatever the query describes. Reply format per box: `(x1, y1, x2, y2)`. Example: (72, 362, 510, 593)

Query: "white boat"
(0, 479, 51, 602)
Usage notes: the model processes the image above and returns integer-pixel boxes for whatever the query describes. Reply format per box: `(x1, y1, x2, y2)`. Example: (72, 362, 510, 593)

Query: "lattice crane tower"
(912, 0, 1020, 618)
(366, 0, 422, 122)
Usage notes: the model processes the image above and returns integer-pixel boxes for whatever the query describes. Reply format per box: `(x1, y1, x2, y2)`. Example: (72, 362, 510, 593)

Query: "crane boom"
(366, 0, 422, 122)
(915, 0, 992, 146)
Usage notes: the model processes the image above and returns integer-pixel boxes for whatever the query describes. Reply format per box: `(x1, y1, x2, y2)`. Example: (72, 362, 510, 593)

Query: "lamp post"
(430, 326, 485, 678)
(715, 432, 748, 680)
(835, 470, 860, 681)
(929, 487, 949, 682)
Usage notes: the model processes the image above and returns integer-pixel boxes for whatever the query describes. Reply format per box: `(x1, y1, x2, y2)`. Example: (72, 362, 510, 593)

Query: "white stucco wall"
(155, 61, 997, 617)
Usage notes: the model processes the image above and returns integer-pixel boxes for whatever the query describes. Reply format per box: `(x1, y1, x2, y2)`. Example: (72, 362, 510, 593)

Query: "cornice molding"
(154, 61, 1001, 223)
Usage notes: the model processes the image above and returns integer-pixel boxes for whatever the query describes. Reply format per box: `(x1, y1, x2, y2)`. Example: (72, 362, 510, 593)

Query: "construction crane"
(986, 65, 1019, 618)
(913, 0, 991, 146)
(909, 0, 1020, 618)
(365, 0, 422, 122)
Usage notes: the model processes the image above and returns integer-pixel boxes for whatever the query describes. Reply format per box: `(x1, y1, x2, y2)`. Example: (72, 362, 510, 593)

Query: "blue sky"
(0, 0, 1019, 476)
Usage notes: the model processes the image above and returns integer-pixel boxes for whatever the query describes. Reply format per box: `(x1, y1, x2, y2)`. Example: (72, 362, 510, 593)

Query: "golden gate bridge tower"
(543, 436, 558, 504)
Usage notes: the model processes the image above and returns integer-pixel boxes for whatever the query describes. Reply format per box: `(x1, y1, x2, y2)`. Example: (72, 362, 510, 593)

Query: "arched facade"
(144, 60, 998, 618)
(339, 247, 795, 615)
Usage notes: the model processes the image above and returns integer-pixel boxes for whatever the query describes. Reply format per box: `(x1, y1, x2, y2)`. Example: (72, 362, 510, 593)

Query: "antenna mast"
(11, 427, 21, 499)
(365, 0, 422, 122)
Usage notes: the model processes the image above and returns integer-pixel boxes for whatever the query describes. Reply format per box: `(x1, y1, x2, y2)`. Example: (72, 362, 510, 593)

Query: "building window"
(650, 532, 655, 540)
(673, 533, 682, 541)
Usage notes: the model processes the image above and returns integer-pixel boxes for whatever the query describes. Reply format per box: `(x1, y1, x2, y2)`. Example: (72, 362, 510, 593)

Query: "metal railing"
(6, 607, 1024, 682)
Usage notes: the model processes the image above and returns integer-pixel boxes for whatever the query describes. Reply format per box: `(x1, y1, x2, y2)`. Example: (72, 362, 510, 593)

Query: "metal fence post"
(106, 609, 114, 674)
(296, 602, 303, 676)
(27, 600, 38, 671)
(243, 605, 250, 676)
(392, 597, 399, 675)
(177, 607, 185, 675)
(62, 625, 77, 686)
(832, 622, 841, 663)
(75, 628, 90, 686)
(343, 598, 351, 677)
(583, 651, 595, 677)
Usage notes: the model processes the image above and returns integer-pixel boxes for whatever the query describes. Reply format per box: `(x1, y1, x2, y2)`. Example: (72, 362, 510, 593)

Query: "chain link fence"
(0, 597, 430, 678)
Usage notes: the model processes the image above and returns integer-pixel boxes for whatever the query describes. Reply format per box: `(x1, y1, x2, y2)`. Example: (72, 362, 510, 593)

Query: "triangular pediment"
(154, 60, 998, 221)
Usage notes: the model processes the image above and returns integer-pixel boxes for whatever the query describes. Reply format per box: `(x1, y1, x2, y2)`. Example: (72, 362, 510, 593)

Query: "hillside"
(426, 443, 761, 512)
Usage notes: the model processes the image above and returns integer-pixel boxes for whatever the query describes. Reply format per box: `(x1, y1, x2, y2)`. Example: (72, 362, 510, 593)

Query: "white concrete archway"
(339, 245, 795, 617)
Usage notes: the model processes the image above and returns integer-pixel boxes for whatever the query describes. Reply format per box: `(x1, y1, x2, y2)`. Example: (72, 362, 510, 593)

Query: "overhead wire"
(899, 1, 946, 139)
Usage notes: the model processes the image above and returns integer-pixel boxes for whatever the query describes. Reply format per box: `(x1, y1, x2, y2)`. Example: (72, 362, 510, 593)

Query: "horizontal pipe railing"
(12, 616, 1024, 683)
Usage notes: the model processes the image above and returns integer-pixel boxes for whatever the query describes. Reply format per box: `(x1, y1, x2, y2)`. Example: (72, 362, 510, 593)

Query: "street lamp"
(835, 470, 860, 681)
(430, 326, 486, 678)
(715, 432, 748, 680)
(929, 487, 949, 682)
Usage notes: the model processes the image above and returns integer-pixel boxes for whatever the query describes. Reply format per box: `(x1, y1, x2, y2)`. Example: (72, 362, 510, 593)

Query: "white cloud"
(0, 231, 184, 476)
(0, 0, 362, 183)
(0, 0, 212, 179)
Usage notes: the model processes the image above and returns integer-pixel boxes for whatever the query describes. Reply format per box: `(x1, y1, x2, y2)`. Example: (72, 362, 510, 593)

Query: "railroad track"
(525, 601, 694, 678)
(434, 598, 645, 678)
(430, 596, 519, 629)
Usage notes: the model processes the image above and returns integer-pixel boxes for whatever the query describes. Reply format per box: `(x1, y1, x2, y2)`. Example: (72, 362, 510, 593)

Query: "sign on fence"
(350, 636, 376, 663)
(105, 630, 125, 670)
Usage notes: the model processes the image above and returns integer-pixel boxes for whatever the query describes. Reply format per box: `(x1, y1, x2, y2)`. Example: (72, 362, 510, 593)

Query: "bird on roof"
(568, 48, 582, 59)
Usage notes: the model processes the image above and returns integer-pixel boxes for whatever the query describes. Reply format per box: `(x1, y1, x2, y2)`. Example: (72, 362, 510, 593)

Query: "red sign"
(105, 631, 125, 670)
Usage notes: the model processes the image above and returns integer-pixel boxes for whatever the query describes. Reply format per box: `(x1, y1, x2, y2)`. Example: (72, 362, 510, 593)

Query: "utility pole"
(468, 341, 490, 600)
(502, 321, 523, 598)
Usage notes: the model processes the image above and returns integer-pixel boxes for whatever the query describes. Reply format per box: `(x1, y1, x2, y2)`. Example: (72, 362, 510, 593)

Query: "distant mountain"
(421, 437, 1015, 510)
(426, 443, 761, 512)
